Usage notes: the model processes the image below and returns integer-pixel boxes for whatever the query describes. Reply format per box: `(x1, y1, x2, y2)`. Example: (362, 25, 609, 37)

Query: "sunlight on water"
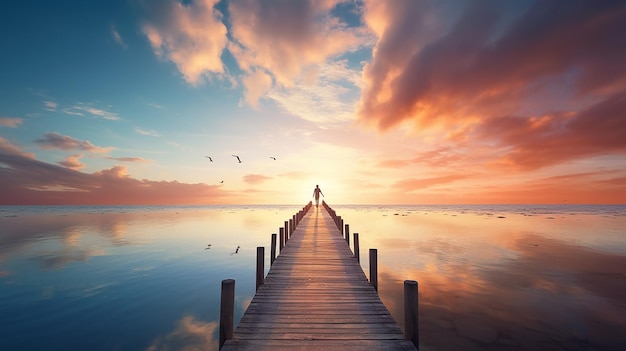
(336, 205, 626, 351)
(1, 205, 625, 350)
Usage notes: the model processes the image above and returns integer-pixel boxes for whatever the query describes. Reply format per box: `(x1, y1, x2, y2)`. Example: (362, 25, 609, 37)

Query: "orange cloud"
(59, 154, 85, 170)
(0, 144, 231, 205)
(141, 0, 228, 85)
(393, 174, 468, 192)
(0, 117, 22, 128)
(35, 132, 114, 153)
(243, 174, 272, 185)
(357, 0, 626, 171)
(105, 157, 151, 163)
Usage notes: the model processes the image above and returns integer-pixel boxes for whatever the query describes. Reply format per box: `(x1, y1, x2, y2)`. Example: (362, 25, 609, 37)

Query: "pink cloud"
(243, 174, 272, 185)
(35, 132, 113, 153)
(357, 1, 626, 170)
(141, 0, 228, 85)
(59, 154, 85, 170)
(0, 117, 22, 128)
(393, 174, 468, 192)
(0, 144, 231, 205)
(475, 91, 626, 169)
(105, 157, 151, 163)
(0, 136, 35, 159)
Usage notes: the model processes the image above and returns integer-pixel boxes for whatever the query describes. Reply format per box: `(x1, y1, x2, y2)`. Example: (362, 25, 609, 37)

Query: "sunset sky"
(1, 0, 625, 205)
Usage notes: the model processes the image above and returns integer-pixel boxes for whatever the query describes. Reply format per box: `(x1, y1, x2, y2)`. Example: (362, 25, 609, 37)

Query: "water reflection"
(147, 315, 218, 351)
(1, 205, 624, 350)
(0, 205, 297, 350)
(337, 206, 626, 351)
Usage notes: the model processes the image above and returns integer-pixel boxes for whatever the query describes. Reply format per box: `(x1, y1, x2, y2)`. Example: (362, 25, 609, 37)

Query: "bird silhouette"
(205, 244, 212, 250)
(231, 245, 241, 255)
(269, 157, 276, 160)
(232, 155, 241, 163)
(220, 180, 224, 184)
(204, 156, 213, 162)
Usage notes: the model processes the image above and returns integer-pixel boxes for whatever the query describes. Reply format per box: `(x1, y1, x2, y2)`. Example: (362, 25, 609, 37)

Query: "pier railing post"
(354, 233, 360, 262)
(270, 233, 277, 265)
(256, 247, 265, 291)
(219, 279, 235, 350)
(279, 228, 285, 251)
(345, 224, 350, 245)
(284, 221, 289, 241)
(404, 280, 419, 349)
(370, 248, 378, 292)
(289, 218, 294, 236)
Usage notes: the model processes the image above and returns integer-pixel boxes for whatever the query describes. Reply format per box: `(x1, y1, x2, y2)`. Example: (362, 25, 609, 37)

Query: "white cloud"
(111, 24, 127, 49)
(141, 0, 228, 85)
(135, 127, 160, 137)
(267, 60, 362, 124)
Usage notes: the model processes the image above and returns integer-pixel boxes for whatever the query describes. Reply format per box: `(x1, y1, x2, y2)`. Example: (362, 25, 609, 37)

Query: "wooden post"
(279, 228, 285, 251)
(270, 233, 277, 265)
(337, 216, 342, 231)
(289, 218, 294, 236)
(370, 249, 378, 292)
(345, 224, 350, 245)
(354, 233, 360, 262)
(404, 280, 419, 349)
(284, 221, 289, 240)
(256, 247, 264, 291)
(219, 279, 235, 350)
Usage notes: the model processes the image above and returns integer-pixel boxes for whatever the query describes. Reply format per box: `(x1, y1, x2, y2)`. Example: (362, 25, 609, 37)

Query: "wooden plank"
(221, 206, 416, 350)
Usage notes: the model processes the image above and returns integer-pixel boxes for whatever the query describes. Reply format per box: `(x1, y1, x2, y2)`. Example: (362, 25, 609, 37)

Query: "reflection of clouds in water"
(82, 282, 116, 297)
(377, 233, 626, 351)
(63, 227, 82, 246)
(33, 248, 105, 269)
(147, 315, 218, 351)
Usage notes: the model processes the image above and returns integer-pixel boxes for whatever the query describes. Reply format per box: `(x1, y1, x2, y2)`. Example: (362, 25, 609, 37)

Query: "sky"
(1, 0, 625, 205)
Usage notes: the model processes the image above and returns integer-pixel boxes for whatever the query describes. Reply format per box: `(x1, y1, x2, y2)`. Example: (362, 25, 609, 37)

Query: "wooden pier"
(220, 202, 418, 350)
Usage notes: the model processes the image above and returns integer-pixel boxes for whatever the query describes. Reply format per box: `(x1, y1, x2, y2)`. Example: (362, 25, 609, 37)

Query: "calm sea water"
(1, 205, 625, 351)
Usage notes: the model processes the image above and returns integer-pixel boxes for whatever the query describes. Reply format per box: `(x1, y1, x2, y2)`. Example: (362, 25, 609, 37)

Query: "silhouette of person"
(312, 184, 324, 207)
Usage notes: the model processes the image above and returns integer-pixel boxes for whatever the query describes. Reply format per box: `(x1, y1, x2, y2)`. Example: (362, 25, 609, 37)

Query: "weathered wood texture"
(221, 206, 416, 350)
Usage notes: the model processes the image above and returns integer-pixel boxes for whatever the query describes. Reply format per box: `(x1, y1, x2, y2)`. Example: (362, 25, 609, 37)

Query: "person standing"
(312, 184, 324, 207)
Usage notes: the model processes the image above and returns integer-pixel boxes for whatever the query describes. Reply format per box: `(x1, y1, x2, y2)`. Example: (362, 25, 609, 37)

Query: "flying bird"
(232, 155, 241, 163)
(204, 156, 213, 162)
(220, 180, 224, 184)
(205, 244, 212, 250)
(269, 157, 276, 160)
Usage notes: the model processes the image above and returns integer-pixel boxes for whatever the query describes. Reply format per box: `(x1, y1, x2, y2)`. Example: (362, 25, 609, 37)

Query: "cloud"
(266, 60, 363, 124)
(393, 174, 468, 192)
(0, 117, 22, 128)
(135, 127, 161, 137)
(475, 90, 626, 169)
(242, 69, 273, 108)
(0, 136, 35, 159)
(105, 156, 151, 163)
(141, 0, 228, 85)
(0, 147, 231, 204)
(62, 103, 121, 120)
(229, 0, 363, 88)
(44, 101, 57, 111)
(243, 174, 272, 185)
(147, 315, 218, 351)
(35, 132, 114, 153)
(59, 154, 85, 170)
(359, 1, 626, 131)
(111, 24, 127, 48)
